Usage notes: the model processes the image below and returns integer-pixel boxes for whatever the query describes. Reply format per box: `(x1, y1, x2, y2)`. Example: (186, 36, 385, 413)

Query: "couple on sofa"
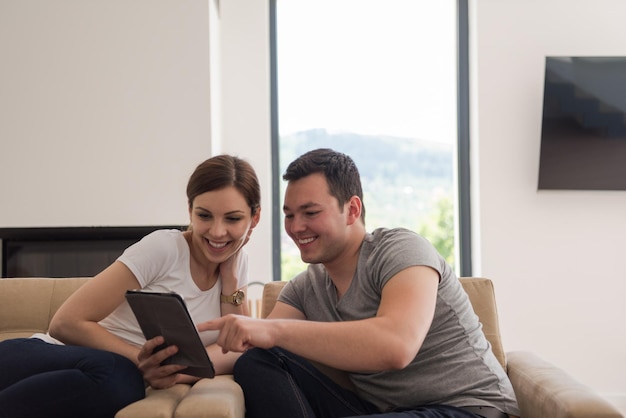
(0, 149, 519, 418)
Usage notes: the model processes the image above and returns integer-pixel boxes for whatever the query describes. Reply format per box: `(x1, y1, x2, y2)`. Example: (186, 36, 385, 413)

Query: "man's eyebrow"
(283, 202, 320, 212)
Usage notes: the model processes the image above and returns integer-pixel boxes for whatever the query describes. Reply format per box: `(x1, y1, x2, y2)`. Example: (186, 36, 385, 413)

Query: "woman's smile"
(205, 237, 232, 252)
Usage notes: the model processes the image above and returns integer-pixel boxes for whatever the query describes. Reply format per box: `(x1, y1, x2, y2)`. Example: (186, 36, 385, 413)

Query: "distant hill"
(279, 129, 453, 182)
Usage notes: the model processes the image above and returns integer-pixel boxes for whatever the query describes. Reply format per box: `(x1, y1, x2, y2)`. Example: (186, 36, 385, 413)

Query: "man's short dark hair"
(283, 148, 365, 221)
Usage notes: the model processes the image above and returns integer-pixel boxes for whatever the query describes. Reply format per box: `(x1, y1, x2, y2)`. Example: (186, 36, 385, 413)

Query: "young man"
(201, 149, 520, 418)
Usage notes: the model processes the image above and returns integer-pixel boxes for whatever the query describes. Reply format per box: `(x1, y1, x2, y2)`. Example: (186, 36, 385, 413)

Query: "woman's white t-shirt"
(34, 229, 248, 347)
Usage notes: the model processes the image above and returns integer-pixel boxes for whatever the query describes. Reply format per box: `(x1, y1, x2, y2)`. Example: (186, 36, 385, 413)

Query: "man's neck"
(324, 229, 366, 298)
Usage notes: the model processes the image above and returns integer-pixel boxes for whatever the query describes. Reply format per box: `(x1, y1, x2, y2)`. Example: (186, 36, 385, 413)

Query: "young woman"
(0, 155, 261, 418)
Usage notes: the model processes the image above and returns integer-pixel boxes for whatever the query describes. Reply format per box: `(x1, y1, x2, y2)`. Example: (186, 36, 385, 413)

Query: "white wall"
(470, 0, 626, 408)
(0, 0, 212, 228)
(0, 0, 273, 283)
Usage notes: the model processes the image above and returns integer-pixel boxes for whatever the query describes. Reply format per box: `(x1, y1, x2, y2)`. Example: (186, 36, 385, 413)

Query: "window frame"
(269, 0, 472, 279)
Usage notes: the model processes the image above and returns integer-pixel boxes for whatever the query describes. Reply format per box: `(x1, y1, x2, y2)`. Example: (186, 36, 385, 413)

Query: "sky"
(276, 0, 458, 144)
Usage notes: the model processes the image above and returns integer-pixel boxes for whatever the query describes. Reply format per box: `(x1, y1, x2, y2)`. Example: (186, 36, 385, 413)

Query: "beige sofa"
(0, 277, 622, 418)
(0, 277, 244, 418)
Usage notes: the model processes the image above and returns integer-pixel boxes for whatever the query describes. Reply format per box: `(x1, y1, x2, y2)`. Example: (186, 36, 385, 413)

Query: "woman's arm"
(49, 261, 143, 363)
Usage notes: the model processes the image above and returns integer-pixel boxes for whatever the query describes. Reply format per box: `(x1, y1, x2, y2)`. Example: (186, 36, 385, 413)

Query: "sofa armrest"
(507, 351, 623, 418)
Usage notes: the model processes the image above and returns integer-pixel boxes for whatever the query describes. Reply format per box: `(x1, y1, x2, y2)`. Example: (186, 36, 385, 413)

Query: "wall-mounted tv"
(538, 56, 626, 191)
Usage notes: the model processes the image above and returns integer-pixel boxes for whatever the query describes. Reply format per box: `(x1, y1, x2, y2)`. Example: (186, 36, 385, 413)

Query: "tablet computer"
(125, 290, 215, 378)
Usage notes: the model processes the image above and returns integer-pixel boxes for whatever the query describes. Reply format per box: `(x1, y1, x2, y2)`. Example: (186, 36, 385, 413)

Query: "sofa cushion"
(174, 376, 245, 418)
(116, 384, 191, 418)
(115, 376, 245, 418)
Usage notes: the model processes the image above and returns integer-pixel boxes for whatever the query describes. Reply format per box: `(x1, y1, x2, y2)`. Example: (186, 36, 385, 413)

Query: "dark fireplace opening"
(0, 226, 184, 278)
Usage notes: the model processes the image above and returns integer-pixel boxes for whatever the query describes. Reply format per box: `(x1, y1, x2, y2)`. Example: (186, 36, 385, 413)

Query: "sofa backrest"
(0, 277, 91, 341)
(261, 277, 507, 369)
(260, 281, 286, 319)
(458, 278, 506, 369)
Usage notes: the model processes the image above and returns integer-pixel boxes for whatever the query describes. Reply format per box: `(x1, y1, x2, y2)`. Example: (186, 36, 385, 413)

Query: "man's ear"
(346, 196, 362, 225)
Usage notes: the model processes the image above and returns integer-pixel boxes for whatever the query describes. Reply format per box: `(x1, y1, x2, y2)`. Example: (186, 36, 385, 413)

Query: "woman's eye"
(197, 213, 211, 219)
(227, 217, 243, 222)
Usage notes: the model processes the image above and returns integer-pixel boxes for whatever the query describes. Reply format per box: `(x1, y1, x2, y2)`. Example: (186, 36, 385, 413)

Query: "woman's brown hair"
(186, 155, 260, 216)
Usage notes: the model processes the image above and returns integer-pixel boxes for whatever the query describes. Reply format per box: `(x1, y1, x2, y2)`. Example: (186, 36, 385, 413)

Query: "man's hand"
(198, 315, 276, 354)
(137, 336, 188, 389)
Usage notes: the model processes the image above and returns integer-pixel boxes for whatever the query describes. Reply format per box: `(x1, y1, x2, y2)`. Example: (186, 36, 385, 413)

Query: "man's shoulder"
(361, 227, 439, 273)
(289, 264, 326, 284)
(369, 226, 417, 237)
(366, 227, 422, 247)
(278, 264, 328, 307)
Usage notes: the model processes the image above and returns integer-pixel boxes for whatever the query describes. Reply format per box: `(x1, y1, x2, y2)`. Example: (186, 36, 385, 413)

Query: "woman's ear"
(188, 206, 194, 229)
(251, 207, 261, 229)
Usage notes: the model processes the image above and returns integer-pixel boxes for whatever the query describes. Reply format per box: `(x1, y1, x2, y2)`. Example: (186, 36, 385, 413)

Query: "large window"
(271, 0, 470, 280)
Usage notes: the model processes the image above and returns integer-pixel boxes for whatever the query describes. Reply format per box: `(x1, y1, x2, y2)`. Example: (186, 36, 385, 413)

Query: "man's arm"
(200, 265, 439, 372)
(266, 300, 307, 320)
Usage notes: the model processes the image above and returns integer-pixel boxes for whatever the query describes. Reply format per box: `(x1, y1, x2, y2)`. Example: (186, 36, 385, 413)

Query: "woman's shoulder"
(136, 228, 187, 248)
(120, 228, 187, 263)
(144, 228, 186, 239)
(117, 229, 189, 287)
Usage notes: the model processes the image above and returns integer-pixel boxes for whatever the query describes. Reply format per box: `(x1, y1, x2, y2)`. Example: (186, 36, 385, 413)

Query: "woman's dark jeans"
(0, 338, 145, 418)
(234, 347, 482, 418)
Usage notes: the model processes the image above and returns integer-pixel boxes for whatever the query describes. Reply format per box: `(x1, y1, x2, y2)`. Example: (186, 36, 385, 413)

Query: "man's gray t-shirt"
(278, 227, 520, 416)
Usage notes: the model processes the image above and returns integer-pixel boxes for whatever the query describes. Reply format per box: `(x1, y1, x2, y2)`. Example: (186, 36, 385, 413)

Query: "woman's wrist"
(220, 278, 240, 296)
(220, 286, 238, 296)
(220, 289, 245, 306)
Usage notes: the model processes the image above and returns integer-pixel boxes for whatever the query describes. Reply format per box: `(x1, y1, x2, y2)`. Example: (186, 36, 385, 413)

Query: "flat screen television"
(538, 56, 626, 190)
